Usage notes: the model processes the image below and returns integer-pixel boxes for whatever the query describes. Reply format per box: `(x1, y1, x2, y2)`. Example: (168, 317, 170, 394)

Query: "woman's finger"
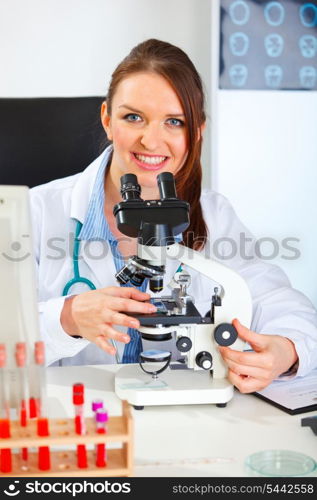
(94, 335, 117, 355)
(233, 319, 269, 352)
(224, 357, 271, 381)
(219, 346, 267, 369)
(107, 296, 156, 314)
(99, 323, 131, 344)
(101, 286, 151, 300)
(105, 310, 140, 329)
(228, 369, 268, 393)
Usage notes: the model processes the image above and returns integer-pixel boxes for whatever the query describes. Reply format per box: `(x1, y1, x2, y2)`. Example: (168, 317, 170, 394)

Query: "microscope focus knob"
(196, 351, 213, 370)
(214, 323, 238, 347)
(176, 336, 192, 353)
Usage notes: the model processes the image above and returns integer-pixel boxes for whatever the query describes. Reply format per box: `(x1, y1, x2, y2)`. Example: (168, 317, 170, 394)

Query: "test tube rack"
(0, 400, 133, 477)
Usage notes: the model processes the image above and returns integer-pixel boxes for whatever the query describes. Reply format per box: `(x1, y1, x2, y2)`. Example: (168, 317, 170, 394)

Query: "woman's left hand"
(218, 318, 298, 393)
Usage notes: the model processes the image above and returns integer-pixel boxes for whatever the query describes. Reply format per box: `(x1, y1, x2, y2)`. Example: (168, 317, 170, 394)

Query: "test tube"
(91, 399, 104, 462)
(95, 408, 108, 468)
(27, 348, 38, 421)
(91, 399, 103, 414)
(73, 383, 87, 468)
(0, 344, 12, 473)
(34, 341, 51, 471)
(28, 343, 42, 419)
(15, 342, 28, 466)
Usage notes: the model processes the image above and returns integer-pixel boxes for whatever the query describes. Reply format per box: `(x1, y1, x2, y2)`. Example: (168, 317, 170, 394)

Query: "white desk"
(46, 365, 317, 477)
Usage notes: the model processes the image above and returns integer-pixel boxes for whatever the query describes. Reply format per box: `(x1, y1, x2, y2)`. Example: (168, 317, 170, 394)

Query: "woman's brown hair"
(106, 39, 207, 250)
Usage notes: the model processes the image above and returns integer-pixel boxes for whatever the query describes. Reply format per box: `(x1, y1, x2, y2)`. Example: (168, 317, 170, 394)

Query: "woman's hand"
(60, 287, 156, 355)
(218, 319, 298, 393)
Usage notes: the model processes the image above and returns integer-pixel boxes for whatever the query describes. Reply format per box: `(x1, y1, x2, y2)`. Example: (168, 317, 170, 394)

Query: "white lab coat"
(30, 148, 317, 373)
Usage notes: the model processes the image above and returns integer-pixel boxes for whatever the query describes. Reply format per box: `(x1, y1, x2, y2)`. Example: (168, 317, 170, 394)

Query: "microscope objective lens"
(149, 277, 164, 293)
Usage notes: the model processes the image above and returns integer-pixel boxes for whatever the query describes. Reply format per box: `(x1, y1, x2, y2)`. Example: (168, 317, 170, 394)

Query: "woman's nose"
(140, 123, 162, 151)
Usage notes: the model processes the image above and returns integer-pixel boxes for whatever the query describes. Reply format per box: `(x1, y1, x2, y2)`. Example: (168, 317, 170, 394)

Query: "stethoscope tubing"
(62, 220, 96, 296)
(61, 220, 119, 363)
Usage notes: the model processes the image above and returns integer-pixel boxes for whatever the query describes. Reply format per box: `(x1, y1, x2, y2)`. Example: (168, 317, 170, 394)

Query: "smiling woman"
(102, 39, 207, 251)
(101, 71, 192, 259)
(29, 39, 317, 393)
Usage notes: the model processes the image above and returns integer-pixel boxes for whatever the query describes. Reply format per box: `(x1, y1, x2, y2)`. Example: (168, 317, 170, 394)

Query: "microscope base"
(114, 364, 234, 408)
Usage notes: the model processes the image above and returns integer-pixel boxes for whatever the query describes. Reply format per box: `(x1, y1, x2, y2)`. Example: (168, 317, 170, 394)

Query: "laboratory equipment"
(114, 173, 252, 409)
(34, 341, 50, 471)
(0, 344, 12, 473)
(15, 342, 28, 466)
(0, 185, 133, 476)
(73, 382, 87, 469)
(95, 408, 108, 468)
(245, 450, 317, 477)
(91, 399, 104, 413)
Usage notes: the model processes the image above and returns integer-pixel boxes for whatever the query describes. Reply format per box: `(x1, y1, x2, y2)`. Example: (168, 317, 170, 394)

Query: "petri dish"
(245, 450, 317, 477)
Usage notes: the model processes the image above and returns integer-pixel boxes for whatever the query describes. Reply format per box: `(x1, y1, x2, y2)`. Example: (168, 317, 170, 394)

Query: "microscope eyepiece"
(120, 174, 142, 201)
(157, 172, 177, 200)
(121, 173, 137, 185)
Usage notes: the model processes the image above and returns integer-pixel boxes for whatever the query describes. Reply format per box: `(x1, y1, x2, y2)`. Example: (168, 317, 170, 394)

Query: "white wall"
(211, 2, 317, 307)
(216, 91, 317, 306)
(0, 0, 211, 185)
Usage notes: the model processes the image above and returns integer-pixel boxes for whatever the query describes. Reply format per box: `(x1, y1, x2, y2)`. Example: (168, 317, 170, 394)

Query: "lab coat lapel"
(69, 147, 117, 289)
(70, 149, 110, 224)
(80, 239, 118, 289)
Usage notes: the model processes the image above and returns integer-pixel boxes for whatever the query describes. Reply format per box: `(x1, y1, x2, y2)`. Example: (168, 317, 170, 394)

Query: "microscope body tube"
(137, 243, 166, 266)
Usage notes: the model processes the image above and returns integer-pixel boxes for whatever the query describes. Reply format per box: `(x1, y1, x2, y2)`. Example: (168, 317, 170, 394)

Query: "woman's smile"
(131, 152, 169, 170)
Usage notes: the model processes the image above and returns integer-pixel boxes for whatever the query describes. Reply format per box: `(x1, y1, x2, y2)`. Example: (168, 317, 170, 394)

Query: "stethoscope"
(61, 219, 120, 362)
(62, 220, 96, 296)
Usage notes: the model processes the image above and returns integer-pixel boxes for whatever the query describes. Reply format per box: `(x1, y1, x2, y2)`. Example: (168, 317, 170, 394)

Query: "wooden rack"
(0, 400, 133, 477)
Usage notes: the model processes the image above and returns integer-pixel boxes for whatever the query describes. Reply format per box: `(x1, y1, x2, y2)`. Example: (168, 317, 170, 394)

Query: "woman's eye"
(166, 118, 184, 127)
(124, 113, 142, 122)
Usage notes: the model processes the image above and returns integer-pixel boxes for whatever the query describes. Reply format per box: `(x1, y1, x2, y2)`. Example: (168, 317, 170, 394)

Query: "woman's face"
(101, 72, 188, 191)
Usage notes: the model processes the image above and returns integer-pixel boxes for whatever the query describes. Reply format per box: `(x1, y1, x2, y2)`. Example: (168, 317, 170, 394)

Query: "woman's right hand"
(60, 287, 156, 355)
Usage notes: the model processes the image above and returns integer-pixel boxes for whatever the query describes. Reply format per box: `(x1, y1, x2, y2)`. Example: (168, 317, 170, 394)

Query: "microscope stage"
(115, 364, 234, 407)
(135, 300, 211, 326)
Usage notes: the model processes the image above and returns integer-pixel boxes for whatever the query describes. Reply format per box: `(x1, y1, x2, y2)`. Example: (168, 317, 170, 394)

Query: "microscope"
(113, 173, 252, 409)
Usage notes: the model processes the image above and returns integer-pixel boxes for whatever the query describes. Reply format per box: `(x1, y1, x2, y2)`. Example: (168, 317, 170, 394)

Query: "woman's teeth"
(134, 153, 167, 165)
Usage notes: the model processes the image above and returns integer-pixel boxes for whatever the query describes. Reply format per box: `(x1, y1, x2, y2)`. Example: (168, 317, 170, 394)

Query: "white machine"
(0, 185, 42, 409)
(113, 173, 252, 409)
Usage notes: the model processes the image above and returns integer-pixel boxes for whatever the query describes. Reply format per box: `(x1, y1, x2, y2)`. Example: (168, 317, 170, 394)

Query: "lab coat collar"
(68, 145, 116, 288)
(70, 145, 113, 225)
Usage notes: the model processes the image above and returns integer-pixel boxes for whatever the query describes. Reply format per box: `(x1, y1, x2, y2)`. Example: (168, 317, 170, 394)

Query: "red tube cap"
(73, 383, 84, 405)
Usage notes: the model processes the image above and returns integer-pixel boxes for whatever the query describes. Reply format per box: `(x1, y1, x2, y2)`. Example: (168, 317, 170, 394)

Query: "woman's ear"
(101, 101, 113, 141)
(198, 121, 206, 141)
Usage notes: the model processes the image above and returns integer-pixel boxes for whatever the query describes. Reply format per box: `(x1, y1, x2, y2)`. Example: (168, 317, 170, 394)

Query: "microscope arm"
(166, 243, 253, 328)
